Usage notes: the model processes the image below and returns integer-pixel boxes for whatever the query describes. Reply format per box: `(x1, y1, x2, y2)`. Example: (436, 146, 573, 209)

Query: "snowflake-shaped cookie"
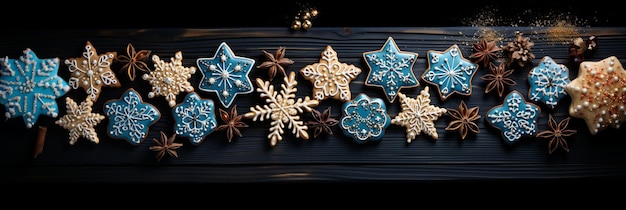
(143, 51, 196, 107)
(421, 44, 478, 100)
(244, 71, 319, 147)
(55, 97, 105, 145)
(565, 56, 626, 135)
(391, 86, 447, 143)
(528, 56, 570, 109)
(197, 42, 254, 108)
(0, 48, 70, 128)
(172, 92, 217, 145)
(340, 93, 390, 143)
(300, 45, 361, 102)
(104, 88, 161, 145)
(486, 90, 540, 144)
(363, 37, 419, 103)
(65, 41, 120, 102)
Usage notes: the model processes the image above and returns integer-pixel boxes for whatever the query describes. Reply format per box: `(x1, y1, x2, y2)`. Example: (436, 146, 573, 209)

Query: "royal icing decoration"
(0, 48, 70, 128)
(421, 44, 477, 100)
(244, 71, 319, 147)
(301, 45, 361, 102)
(340, 93, 390, 143)
(486, 90, 540, 144)
(197, 42, 254, 108)
(104, 88, 160, 145)
(565, 56, 626, 135)
(55, 97, 105, 145)
(527, 56, 570, 109)
(65, 41, 120, 102)
(172, 92, 217, 145)
(391, 87, 447, 143)
(143, 51, 196, 107)
(363, 37, 419, 103)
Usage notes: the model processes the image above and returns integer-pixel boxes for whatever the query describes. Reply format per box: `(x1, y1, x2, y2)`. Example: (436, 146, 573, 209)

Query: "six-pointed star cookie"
(391, 87, 447, 143)
(104, 88, 161, 145)
(486, 90, 541, 144)
(143, 51, 196, 107)
(301, 45, 361, 102)
(55, 97, 105, 145)
(421, 44, 477, 101)
(0, 48, 71, 128)
(363, 37, 419, 103)
(528, 56, 570, 110)
(565, 56, 626, 135)
(172, 92, 218, 145)
(197, 42, 254, 108)
(65, 41, 120, 102)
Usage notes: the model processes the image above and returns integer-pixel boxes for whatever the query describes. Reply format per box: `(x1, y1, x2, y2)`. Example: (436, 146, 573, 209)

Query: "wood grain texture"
(1, 27, 626, 184)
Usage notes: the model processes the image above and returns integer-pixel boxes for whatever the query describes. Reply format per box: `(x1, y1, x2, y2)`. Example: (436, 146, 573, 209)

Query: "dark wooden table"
(1, 27, 625, 189)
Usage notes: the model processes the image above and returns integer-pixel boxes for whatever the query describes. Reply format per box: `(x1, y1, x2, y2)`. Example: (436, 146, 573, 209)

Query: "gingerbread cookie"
(301, 45, 361, 102)
(103, 88, 161, 145)
(363, 37, 419, 103)
(65, 41, 120, 102)
(527, 56, 570, 109)
(143, 51, 196, 107)
(0, 48, 71, 128)
(486, 90, 541, 144)
(172, 92, 217, 145)
(421, 44, 477, 101)
(55, 97, 105, 145)
(391, 87, 447, 143)
(565, 56, 626, 135)
(340, 93, 390, 143)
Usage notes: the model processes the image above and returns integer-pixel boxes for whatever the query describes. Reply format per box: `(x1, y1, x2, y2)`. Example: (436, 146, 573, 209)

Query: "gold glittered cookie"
(55, 97, 105, 145)
(65, 41, 121, 102)
(300, 45, 361, 102)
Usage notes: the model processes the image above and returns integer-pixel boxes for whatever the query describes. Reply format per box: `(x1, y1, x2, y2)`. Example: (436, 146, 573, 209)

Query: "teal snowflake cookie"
(172, 92, 217, 145)
(197, 42, 254, 108)
(340, 93, 390, 143)
(104, 88, 161, 145)
(421, 44, 478, 100)
(486, 90, 541, 144)
(527, 56, 570, 109)
(0, 48, 70, 128)
(363, 37, 419, 103)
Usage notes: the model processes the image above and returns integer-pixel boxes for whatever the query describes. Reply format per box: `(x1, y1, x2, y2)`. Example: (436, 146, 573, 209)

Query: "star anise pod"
(149, 131, 183, 161)
(536, 114, 576, 155)
(306, 107, 339, 138)
(502, 32, 535, 68)
(470, 38, 501, 67)
(115, 43, 152, 81)
(445, 100, 480, 140)
(256, 46, 295, 81)
(216, 105, 249, 142)
(481, 62, 516, 97)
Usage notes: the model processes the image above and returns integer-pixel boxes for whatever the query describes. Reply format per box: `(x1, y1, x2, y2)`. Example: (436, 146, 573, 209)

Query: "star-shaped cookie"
(301, 45, 361, 102)
(55, 97, 105, 145)
(0, 48, 70, 128)
(197, 42, 254, 108)
(527, 56, 570, 109)
(65, 41, 120, 102)
(421, 44, 478, 101)
(172, 92, 218, 145)
(565, 56, 626, 135)
(143, 51, 196, 107)
(486, 90, 541, 144)
(391, 86, 447, 143)
(103, 88, 161, 145)
(363, 37, 419, 103)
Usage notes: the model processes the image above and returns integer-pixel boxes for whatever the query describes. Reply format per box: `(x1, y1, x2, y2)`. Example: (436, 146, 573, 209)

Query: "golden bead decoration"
(291, 7, 318, 31)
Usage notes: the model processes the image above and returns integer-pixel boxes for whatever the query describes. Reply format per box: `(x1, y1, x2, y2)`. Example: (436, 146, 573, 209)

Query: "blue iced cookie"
(486, 90, 541, 144)
(528, 56, 570, 109)
(104, 88, 161, 145)
(172, 92, 217, 145)
(421, 44, 478, 100)
(197, 42, 254, 108)
(340, 93, 390, 143)
(363, 37, 419, 103)
(0, 48, 70, 128)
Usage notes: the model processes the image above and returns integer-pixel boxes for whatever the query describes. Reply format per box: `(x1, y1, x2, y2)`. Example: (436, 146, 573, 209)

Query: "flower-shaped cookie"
(301, 45, 361, 102)
(143, 51, 196, 107)
(0, 48, 70, 128)
(528, 56, 570, 109)
(197, 42, 254, 108)
(104, 88, 161, 145)
(422, 44, 477, 101)
(363, 37, 419, 103)
(55, 97, 105, 145)
(565, 56, 626, 135)
(486, 90, 540, 144)
(391, 87, 447, 143)
(340, 93, 390, 143)
(65, 41, 120, 102)
(172, 92, 218, 145)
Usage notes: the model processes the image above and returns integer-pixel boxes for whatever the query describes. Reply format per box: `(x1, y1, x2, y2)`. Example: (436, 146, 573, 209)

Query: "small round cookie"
(103, 88, 161, 145)
(421, 44, 478, 101)
(486, 90, 541, 144)
(340, 93, 390, 143)
(527, 56, 571, 110)
(301, 45, 362, 102)
(172, 92, 218, 145)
